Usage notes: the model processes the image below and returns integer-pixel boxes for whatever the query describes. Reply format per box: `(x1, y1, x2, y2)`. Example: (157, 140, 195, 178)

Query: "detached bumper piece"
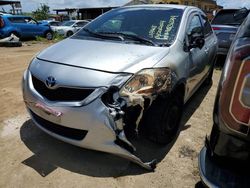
(198, 147, 250, 188)
(0, 34, 22, 47)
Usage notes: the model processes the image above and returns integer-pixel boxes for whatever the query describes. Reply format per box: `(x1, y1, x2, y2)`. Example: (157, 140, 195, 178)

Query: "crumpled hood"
(37, 38, 169, 74)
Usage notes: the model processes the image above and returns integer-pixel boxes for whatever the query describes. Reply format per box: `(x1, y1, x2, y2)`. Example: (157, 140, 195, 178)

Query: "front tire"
(45, 31, 53, 40)
(144, 93, 184, 144)
(66, 31, 73, 37)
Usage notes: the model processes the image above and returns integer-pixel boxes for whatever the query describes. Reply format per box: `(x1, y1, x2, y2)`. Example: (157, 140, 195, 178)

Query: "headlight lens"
(120, 68, 172, 96)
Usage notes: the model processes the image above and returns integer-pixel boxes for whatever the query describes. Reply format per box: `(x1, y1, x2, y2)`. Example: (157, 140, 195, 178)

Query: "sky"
(218, 0, 250, 8)
(1, 0, 250, 12)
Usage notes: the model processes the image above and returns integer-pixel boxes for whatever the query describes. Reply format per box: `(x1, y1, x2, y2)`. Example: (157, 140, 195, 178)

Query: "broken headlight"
(120, 68, 172, 96)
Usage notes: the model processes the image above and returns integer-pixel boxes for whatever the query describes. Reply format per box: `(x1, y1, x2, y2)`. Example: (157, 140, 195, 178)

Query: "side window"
(24, 18, 37, 24)
(201, 15, 212, 37)
(50, 22, 59, 26)
(76, 22, 88, 27)
(8, 17, 26, 23)
(187, 15, 203, 36)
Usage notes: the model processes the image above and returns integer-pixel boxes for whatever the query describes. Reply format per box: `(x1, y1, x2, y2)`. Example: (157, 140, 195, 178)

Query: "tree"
(32, 4, 50, 21)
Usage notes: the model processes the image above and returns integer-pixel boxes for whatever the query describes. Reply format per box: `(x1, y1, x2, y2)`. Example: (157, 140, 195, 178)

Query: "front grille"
(30, 110, 88, 140)
(32, 75, 94, 102)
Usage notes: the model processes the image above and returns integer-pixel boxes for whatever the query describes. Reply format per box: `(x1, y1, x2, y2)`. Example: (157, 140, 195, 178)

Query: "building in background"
(154, 0, 219, 13)
(53, 0, 153, 21)
(0, 0, 22, 14)
(54, 7, 117, 21)
(53, 0, 221, 21)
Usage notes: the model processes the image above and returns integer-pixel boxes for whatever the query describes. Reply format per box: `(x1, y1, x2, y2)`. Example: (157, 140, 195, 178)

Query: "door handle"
(205, 47, 209, 54)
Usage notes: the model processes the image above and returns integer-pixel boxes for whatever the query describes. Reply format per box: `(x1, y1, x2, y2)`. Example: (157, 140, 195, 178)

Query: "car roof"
(124, 4, 189, 10)
(2, 14, 31, 18)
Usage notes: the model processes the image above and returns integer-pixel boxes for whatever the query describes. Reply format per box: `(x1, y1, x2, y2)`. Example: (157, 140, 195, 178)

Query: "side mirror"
(185, 32, 205, 51)
(192, 36, 205, 49)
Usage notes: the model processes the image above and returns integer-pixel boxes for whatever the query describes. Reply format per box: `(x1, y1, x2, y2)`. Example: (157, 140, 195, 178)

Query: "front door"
(186, 13, 207, 96)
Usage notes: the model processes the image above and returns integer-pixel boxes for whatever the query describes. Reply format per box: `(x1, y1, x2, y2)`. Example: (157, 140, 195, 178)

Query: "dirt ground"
(0, 42, 222, 188)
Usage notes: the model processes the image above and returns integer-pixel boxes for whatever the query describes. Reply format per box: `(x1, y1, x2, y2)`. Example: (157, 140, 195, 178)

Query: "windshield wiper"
(158, 43, 171, 47)
(82, 28, 124, 41)
(98, 31, 158, 46)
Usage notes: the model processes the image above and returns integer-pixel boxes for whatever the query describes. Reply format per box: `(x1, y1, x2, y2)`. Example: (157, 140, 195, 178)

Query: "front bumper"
(22, 70, 156, 170)
(56, 30, 67, 37)
(199, 147, 250, 188)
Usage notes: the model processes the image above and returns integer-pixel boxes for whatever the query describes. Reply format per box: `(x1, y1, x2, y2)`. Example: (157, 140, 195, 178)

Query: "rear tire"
(144, 92, 184, 144)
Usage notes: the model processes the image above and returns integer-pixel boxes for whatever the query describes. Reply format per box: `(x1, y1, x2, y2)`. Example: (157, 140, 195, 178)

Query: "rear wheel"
(144, 92, 184, 144)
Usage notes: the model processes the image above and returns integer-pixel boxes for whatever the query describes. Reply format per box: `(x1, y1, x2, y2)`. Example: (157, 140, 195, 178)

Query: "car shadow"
(20, 83, 211, 178)
(181, 82, 212, 128)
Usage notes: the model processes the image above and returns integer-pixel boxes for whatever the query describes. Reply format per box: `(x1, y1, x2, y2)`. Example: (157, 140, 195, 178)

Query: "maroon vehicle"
(199, 12, 250, 187)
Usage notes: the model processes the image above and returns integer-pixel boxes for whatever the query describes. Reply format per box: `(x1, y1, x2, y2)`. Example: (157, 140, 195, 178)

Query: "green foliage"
(35, 36, 45, 42)
(52, 32, 65, 41)
(22, 12, 33, 17)
(35, 32, 64, 42)
(32, 4, 50, 21)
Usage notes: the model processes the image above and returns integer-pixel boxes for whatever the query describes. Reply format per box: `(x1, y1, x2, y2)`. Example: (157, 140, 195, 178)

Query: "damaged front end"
(101, 68, 178, 170)
(24, 63, 177, 171)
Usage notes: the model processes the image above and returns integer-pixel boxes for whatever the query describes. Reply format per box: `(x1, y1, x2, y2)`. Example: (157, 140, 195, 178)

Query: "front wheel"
(66, 31, 73, 37)
(45, 31, 53, 40)
(144, 93, 184, 144)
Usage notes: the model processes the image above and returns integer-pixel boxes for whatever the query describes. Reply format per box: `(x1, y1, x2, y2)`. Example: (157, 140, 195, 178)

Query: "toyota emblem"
(45, 76, 56, 89)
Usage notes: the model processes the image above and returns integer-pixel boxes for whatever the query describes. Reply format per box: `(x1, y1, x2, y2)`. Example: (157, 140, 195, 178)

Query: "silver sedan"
(22, 4, 217, 170)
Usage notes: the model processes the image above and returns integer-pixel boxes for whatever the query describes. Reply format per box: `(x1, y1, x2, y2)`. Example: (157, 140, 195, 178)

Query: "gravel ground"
(0, 42, 222, 188)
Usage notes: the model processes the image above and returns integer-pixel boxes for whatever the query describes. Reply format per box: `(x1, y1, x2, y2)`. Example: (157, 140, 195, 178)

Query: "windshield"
(212, 9, 249, 26)
(75, 7, 183, 46)
(62, 21, 75, 26)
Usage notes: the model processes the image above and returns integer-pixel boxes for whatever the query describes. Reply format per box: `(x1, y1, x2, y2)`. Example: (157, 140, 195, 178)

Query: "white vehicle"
(55, 20, 89, 37)
(42, 20, 62, 32)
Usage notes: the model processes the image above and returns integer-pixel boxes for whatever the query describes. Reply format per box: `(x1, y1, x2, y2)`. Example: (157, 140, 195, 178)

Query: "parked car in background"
(40, 20, 62, 32)
(199, 12, 250, 187)
(211, 8, 249, 56)
(54, 20, 89, 37)
(22, 4, 217, 170)
(0, 15, 53, 40)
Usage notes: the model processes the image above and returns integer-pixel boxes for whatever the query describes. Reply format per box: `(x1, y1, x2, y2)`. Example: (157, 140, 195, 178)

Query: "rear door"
(200, 14, 217, 73)
(23, 17, 43, 36)
(8, 16, 28, 37)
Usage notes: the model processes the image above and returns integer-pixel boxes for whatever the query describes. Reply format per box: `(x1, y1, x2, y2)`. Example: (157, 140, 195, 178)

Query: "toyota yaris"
(23, 5, 217, 170)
